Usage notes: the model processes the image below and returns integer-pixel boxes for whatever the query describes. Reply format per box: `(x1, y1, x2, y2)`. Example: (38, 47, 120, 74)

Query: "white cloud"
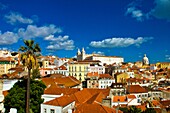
(44, 35, 68, 42)
(5, 12, 34, 25)
(18, 24, 62, 39)
(0, 24, 62, 45)
(125, 0, 170, 21)
(93, 51, 105, 55)
(0, 2, 7, 10)
(125, 7, 145, 21)
(46, 35, 75, 50)
(165, 55, 170, 60)
(151, 0, 170, 21)
(0, 31, 19, 45)
(90, 37, 153, 48)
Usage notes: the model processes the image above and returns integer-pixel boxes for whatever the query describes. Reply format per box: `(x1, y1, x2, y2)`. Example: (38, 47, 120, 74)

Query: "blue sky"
(0, 0, 170, 63)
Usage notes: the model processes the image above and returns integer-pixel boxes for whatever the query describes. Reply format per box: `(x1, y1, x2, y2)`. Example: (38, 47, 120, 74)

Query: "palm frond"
(19, 46, 27, 52)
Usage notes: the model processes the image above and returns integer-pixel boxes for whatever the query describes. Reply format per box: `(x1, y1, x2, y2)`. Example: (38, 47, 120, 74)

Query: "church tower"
(81, 48, 86, 60)
(142, 54, 149, 65)
(77, 48, 81, 61)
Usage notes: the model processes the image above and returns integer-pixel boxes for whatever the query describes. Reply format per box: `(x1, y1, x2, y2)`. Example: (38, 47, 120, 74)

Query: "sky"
(0, 0, 170, 63)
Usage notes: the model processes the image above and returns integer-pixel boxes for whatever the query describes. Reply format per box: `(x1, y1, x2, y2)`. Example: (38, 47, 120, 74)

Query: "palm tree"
(19, 40, 41, 113)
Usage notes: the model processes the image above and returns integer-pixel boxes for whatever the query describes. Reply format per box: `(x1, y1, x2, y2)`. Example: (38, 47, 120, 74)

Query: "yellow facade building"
(68, 62, 90, 82)
(0, 57, 16, 75)
(116, 73, 130, 83)
(156, 62, 170, 69)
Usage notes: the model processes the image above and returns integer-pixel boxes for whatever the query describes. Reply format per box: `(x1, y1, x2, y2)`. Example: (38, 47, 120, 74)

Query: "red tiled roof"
(73, 103, 123, 113)
(126, 85, 148, 93)
(86, 92, 106, 104)
(41, 76, 81, 88)
(85, 88, 110, 97)
(8, 67, 24, 71)
(87, 72, 99, 77)
(54, 65, 67, 70)
(152, 100, 163, 108)
(44, 95, 74, 107)
(0, 57, 15, 62)
(113, 96, 127, 102)
(127, 95, 136, 99)
(73, 89, 92, 104)
(160, 100, 170, 108)
(44, 86, 80, 95)
(40, 68, 53, 70)
(99, 74, 113, 79)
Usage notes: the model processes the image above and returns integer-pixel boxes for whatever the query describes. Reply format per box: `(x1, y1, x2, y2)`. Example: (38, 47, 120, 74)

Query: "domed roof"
(143, 54, 149, 65)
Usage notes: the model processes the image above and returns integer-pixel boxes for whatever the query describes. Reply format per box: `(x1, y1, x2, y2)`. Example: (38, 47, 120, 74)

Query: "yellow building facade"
(68, 62, 89, 81)
(116, 73, 130, 83)
(156, 62, 170, 69)
(0, 58, 16, 75)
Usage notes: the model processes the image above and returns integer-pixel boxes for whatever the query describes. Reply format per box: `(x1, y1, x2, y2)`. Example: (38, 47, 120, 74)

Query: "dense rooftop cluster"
(0, 49, 169, 113)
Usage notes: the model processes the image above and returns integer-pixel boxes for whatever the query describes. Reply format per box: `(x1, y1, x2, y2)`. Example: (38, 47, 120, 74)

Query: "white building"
(41, 95, 75, 113)
(112, 95, 141, 106)
(77, 48, 124, 65)
(2, 79, 18, 91)
(126, 85, 149, 103)
(88, 64, 105, 74)
(53, 65, 69, 76)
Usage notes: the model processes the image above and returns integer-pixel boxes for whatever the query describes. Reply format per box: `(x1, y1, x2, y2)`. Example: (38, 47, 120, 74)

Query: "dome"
(143, 54, 149, 65)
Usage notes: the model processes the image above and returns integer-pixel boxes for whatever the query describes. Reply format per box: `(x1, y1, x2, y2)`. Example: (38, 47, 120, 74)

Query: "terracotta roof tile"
(127, 95, 136, 99)
(0, 57, 15, 62)
(44, 86, 80, 95)
(44, 95, 74, 107)
(113, 96, 127, 102)
(54, 65, 67, 70)
(74, 103, 123, 113)
(87, 72, 99, 77)
(160, 100, 170, 108)
(85, 88, 110, 97)
(99, 74, 113, 79)
(152, 100, 162, 108)
(126, 85, 148, 93)
(40, 68, 53, 70)
(73, 89, 92, 104)
(86, 92, 106, 104)
(41, 76, 81, 88)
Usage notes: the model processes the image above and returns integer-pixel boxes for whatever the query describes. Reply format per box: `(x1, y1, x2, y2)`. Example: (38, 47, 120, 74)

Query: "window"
(50, 109, 55, 113)
(44, 108, 47, 113)
(137, 99, 141, 103)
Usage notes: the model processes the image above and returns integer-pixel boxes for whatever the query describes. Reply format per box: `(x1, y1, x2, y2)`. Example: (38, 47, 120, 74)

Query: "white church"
(76, 48, 124, 65)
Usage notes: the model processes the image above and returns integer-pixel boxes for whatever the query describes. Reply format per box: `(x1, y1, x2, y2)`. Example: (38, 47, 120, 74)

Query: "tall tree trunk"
(26, 69, 31, 113)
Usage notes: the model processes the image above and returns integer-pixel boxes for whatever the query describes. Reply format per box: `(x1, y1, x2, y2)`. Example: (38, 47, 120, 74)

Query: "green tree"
(19, 40, 41, 113)
(32, 68, 41, 79)
(119, 107, 129, 113)
(142, 108, 156, 113)
(128, 106, 142, 113)
(4, 79, 46, 113)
